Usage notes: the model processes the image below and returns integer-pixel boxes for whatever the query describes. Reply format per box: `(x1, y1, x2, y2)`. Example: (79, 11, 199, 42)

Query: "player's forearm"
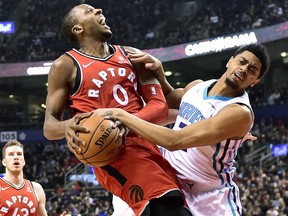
(153, 66, 174, 97)
(136, 83, 168, 124)
(43, 117, 67, 140)
(157, 109, 178, 126)
(135, 98, 168, 124)
(115, 109, 179, 151)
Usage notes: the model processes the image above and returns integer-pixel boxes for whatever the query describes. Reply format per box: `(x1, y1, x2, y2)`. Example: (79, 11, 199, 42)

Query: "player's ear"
(72, 25, 83, 34)
(226, 57, 233, 68)
(2, 159, 6, 167)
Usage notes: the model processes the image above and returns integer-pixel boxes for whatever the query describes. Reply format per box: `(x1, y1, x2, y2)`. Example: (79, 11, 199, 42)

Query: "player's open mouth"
(234, 72, 243, 81)
(99, 16, 106, 25)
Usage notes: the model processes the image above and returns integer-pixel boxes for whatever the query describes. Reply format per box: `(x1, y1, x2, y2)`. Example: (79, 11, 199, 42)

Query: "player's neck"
(4, 172, 24, 186)
(79, 42, 110, 58)
(208, 81, 243, 98)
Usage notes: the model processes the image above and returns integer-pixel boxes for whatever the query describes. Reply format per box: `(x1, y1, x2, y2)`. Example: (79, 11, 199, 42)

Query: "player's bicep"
(165, 88, 184, 109)
(45, 58, 73, 119)
(174, 104, 253, 149)
(166, 80, 203, 109)
(206, 104, 253, 140)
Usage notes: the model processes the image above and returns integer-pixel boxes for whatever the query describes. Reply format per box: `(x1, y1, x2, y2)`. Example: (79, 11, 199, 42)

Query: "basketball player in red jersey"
(0, 140, 71, 216)
(43, 3, 191, 216)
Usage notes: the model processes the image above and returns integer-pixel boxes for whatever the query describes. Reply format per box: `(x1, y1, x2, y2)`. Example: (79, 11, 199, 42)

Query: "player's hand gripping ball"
(75, 115, 123, 167)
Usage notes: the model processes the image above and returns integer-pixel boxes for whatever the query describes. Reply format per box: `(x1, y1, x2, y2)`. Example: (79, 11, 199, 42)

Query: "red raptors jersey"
(66, 45, 183, 215)
(0, 178, 38, 216)
(66, 45, 144, 114)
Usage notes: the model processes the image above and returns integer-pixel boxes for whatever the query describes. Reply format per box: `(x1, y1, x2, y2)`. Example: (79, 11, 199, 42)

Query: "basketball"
(75, 115, 123, 167)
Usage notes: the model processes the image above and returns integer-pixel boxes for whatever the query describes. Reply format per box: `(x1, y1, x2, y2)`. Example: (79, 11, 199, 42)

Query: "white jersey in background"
(162, 79, 254, 216)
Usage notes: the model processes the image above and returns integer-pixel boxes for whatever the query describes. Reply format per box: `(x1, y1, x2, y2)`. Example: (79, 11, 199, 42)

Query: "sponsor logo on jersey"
(82, 61, 95, 68)
(1, 187, 9, 191)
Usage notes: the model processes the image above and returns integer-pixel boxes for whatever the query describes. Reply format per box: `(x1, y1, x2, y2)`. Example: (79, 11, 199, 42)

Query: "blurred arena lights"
(26, 62, 52, 75)
(164, 71, 172, 76)
(280, 52, 288, 57)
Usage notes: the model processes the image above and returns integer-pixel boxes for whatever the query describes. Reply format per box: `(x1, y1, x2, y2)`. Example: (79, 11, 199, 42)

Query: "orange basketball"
(75, 115, 123, 167)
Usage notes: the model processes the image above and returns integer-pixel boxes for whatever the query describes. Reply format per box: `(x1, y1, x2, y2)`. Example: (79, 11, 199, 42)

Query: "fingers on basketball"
(75, 115, 124, 167)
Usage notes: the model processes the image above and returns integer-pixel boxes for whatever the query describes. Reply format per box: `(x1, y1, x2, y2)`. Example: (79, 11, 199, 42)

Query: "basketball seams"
(76, 116, 105, 160)
(81, 117, 106, 155)
(75, 115, 122, 166)
(85, 128, 121, 166)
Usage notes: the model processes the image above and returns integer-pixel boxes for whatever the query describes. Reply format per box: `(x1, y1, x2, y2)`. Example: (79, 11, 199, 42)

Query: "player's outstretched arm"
(94, 104, 253, 151)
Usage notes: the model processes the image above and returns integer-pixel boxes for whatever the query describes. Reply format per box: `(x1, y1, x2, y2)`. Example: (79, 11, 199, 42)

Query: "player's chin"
(105, 30, 112, 39)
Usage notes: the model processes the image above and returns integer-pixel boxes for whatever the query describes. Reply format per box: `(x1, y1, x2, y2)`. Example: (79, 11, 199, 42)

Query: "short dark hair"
(61, 7, 79, 45)
(233, 43, 271, 78)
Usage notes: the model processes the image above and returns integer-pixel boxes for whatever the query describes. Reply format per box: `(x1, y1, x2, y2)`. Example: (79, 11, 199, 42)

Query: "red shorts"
(93, 135, 181, 215)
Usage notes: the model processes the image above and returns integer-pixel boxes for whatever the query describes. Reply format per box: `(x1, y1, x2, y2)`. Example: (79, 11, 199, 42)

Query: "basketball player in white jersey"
(94, 43, 270, 216)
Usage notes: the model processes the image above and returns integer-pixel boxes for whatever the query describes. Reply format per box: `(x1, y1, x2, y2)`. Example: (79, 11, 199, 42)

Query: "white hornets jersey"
(163, 79, 254, 193)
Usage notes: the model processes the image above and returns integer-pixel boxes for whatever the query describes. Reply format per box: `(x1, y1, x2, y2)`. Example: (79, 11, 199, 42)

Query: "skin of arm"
(157, 109, 178, 126)
(33, 181, 72, 216)
(32, 182, 48, 216)
(126, 50, 174, 97)
(125, 50, 203, 109)
(94, 103, 253, 151)
(43, 55, 92, 152)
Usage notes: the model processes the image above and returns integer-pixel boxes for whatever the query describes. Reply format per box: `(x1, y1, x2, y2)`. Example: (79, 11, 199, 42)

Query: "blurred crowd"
(248, 82, 288, 108)
(0, 0, 288, 62)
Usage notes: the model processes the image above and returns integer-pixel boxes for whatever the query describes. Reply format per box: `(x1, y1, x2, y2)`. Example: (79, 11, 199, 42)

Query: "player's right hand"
(65, 112, 93, 154)
(93, 108, 128, 145)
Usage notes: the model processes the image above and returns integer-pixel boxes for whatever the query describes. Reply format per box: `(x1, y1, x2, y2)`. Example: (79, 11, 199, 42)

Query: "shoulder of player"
(31, 181, 44, 191)
(184, 79, 203, 92)
(48, 54, 76, 78)
(51, 54, 76, 70)
(31, 181, 45, 200)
